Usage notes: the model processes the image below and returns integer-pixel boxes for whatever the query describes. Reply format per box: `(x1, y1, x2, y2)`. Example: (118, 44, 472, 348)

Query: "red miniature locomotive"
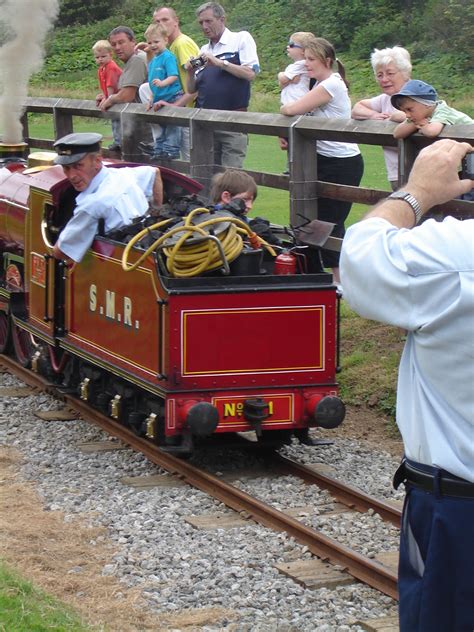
(0, 147, 344, 454)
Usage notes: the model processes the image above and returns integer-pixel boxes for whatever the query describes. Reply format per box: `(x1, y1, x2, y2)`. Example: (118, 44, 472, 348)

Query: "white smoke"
(0, 0, 59, 143)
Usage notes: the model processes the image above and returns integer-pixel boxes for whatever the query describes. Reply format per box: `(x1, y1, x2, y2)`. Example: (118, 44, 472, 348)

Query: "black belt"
(393, 459, 474, 499)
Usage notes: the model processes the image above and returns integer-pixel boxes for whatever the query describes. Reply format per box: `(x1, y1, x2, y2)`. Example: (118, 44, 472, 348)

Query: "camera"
(189, 55, 206, 69)
(461, 152, 474, 180)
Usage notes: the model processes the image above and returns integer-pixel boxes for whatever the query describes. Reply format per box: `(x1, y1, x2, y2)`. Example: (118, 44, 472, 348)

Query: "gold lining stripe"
(182, 306, 324, 375)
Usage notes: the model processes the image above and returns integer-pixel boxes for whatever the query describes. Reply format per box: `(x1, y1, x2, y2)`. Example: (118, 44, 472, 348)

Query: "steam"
(0, 0, 59, 143)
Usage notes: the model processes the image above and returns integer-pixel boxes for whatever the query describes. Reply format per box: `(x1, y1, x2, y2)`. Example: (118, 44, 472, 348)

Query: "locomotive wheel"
(11, 322, 35, 367)
(0, 312, 11, 354)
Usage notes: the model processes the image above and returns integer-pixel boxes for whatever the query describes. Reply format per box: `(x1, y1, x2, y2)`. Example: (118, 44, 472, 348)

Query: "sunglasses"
(287, 42, 303, 49)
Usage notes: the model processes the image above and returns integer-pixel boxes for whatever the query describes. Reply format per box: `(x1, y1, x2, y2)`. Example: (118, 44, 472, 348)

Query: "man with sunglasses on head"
(186, 2, 260, 168)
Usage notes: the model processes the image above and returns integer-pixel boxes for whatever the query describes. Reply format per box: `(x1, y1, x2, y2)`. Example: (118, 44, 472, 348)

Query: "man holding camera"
(340, 139, 474, 632)
(186, 2, 260, 167)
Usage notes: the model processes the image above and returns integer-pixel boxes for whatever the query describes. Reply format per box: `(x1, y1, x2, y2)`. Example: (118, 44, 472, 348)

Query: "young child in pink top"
(93, 40, 123, 150)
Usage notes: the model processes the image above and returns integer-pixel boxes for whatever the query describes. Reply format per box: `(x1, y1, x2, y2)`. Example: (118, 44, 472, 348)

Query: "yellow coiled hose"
(121, 207, 276, 277)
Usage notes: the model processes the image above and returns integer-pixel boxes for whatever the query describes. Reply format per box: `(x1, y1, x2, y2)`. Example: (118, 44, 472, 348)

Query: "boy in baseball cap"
(391, 79, 472, 138)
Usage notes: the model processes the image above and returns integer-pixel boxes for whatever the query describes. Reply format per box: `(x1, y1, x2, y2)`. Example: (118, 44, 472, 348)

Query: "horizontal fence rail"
(20, 97, 474, 226)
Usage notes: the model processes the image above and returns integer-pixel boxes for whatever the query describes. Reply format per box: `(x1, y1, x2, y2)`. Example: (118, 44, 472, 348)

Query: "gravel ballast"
(0, 371, 402, 631)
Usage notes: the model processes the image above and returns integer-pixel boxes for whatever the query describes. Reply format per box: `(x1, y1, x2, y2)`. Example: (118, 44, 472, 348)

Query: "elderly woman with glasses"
(352, 46, 412, 189)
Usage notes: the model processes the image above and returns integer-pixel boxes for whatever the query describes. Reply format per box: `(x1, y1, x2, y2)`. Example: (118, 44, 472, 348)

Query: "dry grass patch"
(0, 446, 236, 631)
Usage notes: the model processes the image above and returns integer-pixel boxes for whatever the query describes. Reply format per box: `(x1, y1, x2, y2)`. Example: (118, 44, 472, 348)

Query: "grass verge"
(340, 302, 402, 426)
(0, 560, 91, 632)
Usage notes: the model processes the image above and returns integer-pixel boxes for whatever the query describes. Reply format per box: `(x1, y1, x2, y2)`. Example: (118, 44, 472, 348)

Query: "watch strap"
(388, 190, 423, 225)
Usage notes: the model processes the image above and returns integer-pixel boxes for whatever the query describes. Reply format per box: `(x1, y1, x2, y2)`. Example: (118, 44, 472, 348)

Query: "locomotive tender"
(0, 145, 344, 454)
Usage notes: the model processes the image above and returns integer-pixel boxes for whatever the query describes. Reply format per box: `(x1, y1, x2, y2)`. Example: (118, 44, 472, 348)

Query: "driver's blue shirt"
(57, 165, 156, 262)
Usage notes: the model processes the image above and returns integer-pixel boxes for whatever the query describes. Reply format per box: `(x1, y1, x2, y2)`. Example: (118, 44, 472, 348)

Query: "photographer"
(186, 2, 260, 167)
(340, 139, 474, 632)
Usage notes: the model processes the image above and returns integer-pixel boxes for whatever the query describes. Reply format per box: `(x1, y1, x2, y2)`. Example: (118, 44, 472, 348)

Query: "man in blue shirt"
(340, 139, 474, 632)
(52, 133, 163, 263)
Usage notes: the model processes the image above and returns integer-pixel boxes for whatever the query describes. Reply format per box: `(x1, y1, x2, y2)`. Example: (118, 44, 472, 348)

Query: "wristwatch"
(222, 60, 230, 68)
(387, 190, 423, 225)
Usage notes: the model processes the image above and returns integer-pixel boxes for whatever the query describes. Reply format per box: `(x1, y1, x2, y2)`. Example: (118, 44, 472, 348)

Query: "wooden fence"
(21, 97, 474, 225)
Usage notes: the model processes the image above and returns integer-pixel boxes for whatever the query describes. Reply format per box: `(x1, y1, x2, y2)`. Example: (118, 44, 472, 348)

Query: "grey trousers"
(213, 131, 248, 168)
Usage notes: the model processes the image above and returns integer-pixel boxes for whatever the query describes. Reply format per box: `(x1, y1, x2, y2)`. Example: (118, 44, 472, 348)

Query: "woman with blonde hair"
(281, 37, 363, 286)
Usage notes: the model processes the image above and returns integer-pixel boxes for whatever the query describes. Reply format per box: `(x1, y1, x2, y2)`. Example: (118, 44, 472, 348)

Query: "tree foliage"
(57, 0, 125, 27)
(424, 0, 473, 68)
(35, 0, 473, 103)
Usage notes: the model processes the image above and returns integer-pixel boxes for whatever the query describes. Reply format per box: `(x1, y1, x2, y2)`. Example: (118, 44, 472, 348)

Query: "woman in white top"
(351, 46, 411, 189)
(281, 37, 364, 285)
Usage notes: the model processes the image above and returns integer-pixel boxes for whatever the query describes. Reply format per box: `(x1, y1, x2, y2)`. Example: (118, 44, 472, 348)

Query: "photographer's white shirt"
(341, 216, 474, 482)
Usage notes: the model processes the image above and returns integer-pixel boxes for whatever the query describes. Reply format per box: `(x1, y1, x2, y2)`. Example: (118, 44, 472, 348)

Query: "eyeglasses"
(375, 70, 401, 80)
(287, 42, 303, 49)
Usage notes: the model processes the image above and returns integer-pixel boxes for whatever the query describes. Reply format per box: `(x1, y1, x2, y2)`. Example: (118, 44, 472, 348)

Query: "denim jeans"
(153, 92, 182, 157)
(154, 124, 181, 157)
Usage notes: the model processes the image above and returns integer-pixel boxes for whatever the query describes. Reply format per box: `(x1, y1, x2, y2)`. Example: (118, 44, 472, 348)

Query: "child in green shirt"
(392, 79, 473, 138)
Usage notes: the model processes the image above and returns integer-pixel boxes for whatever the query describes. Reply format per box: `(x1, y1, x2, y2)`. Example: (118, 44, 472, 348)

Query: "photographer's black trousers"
(398, 464, 474, 631)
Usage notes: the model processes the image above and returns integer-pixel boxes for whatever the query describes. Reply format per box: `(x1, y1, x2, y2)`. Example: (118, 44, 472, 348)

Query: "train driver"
(51, 132, 163, 262)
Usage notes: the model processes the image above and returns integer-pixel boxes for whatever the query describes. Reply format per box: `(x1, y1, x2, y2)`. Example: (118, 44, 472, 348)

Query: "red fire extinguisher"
(274, 249, 297, 275)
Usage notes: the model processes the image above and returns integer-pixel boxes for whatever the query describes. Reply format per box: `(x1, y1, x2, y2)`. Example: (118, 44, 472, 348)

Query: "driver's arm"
(152, 168, 163, 209)
(52, 211, 99, 263)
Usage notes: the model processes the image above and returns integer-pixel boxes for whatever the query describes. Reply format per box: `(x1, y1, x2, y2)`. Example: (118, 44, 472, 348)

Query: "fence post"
(289, 119, 318, 226)
(189, 118, 216, 197)
(398, 138, 418, 186)
(20, 111, 29, 144)
(53, 104, 73, 140)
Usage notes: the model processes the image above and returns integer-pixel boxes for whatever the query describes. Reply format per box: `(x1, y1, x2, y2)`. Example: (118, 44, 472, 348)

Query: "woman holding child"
(281, 37, 363, 286)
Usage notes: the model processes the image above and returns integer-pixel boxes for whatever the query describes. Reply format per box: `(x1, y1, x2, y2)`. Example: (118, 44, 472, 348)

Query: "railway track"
(0, 354, 400, 600)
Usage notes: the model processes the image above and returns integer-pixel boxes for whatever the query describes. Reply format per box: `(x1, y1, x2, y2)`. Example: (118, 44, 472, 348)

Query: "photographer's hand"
(403, 139, 473, 207)
(365, 140, 473, 228)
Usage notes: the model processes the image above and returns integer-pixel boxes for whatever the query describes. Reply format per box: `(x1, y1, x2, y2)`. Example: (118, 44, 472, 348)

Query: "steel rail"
(0, 355, 398, 599)
(68, 397, 399, 599)
(267, 453, 402, 527)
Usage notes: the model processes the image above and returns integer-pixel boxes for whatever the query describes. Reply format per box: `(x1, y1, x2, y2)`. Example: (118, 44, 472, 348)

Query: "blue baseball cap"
(391, 80, 438, 109)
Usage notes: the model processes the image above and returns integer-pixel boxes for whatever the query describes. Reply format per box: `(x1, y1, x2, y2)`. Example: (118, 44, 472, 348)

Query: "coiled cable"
(121, 207, 276, 277)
